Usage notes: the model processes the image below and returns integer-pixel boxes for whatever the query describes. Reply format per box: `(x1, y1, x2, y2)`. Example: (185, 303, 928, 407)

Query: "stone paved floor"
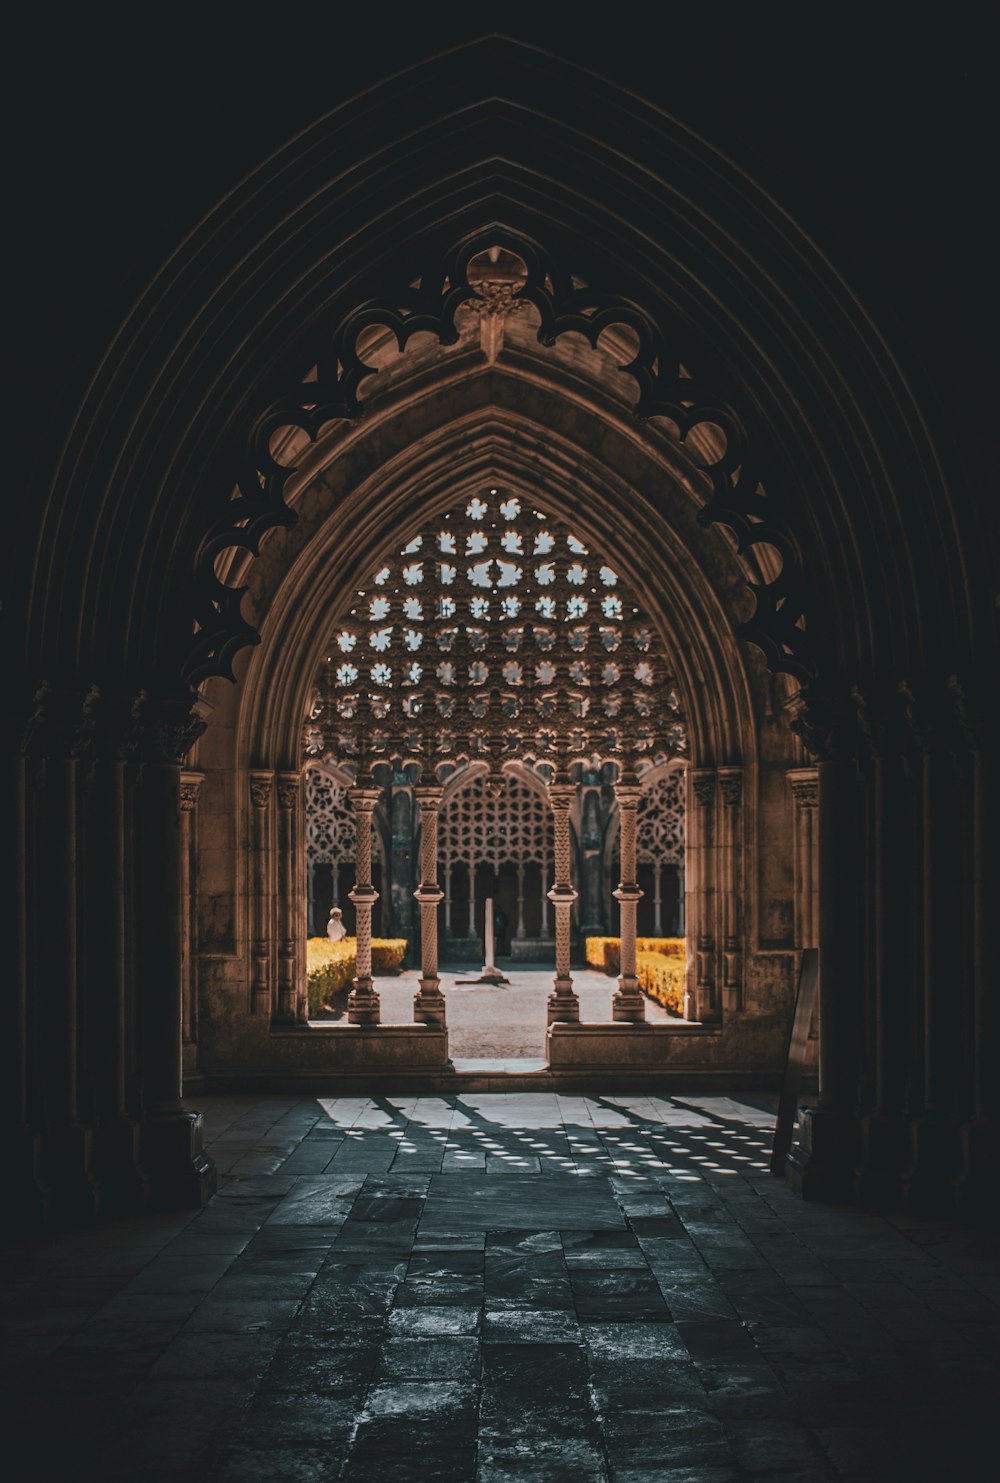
(317, 965, 680, 1060)
(2, 1093, 997, 1482)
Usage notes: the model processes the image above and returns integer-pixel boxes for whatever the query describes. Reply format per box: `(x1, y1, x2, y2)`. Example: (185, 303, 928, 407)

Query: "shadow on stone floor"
(1, 1093, 997, 1481)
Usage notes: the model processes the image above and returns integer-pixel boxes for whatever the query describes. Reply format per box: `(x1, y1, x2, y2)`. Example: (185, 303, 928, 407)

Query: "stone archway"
(12, 40, 991, 1224)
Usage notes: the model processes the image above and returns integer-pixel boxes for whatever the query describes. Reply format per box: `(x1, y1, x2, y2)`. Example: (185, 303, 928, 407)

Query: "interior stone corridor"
(2, 1093, 995, 1483)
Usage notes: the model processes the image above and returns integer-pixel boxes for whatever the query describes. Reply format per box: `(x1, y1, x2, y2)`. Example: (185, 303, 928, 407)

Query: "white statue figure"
(326, 906, 347, 942)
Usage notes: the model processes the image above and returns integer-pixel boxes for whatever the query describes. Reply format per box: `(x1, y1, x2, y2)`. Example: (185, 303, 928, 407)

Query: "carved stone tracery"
(186, 231, 815, 690)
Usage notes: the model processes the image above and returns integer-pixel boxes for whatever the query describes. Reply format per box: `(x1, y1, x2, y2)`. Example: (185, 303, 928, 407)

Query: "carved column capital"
(348, 786, 383, 815)
(128, 690, 207, 764)
(180, 772, 204, 812)
(718, 769, 743, 807)
(692, 773, 716, 808)
(276, 773, 300, 811)
(249, 773, 273, 809)
(787, 768, 819, 810)
(788, 692, 857, 762)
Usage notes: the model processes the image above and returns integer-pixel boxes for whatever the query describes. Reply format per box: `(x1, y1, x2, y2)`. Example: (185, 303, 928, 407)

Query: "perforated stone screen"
(307, 490, 686, 771)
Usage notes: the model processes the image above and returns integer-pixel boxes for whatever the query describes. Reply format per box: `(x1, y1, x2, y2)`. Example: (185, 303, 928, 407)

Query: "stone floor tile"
(3, 1091, 997, 1479)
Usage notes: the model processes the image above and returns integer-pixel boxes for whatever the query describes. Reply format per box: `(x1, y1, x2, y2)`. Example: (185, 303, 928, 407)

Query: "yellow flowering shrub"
(371, 939, 408, 974)
(584, 936, 685, 975)
(306, 937, 357, 1014)
(636, 949, 687, 1015)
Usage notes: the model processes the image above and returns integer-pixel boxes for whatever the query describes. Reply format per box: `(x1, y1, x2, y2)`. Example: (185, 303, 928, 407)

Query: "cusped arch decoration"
(188, 228, 814, 690)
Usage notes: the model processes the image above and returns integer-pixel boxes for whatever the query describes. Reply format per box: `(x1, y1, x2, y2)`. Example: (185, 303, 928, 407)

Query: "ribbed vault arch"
(202, 390, 758, 778)
(25, 38, 980, 705)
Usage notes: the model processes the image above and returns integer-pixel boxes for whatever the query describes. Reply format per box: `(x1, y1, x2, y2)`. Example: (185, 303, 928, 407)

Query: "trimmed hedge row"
(305, 936, 410, 1014)
(306, 938, 356, 1014)
(371, 939, 408, 974)
(636, 950, 686, 1016)
(584, 936, 686, 975)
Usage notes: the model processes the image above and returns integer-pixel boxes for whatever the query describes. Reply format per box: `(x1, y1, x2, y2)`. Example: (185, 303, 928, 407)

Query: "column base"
(142, 1109, 216, 1210)
(854, 1111, 909, 1208)
(11, 1126, 51, 1235)
(92, 1113, 149, 1219)
(348, 977, 381, 1025)
(414, 978, 447, 1027)
(39, 1121, 100, 1228)
(900, 1114, 965, 1214)
(784, 1106, 860, 1202)
(954, 1119, 1000, 1224)
(547, 977, 580, 1024)
(612, 976, 646, 1023)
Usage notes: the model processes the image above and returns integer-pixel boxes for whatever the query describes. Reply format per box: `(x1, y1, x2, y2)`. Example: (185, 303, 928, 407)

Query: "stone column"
(413, 785, 446, 1026)
(540, 853, 551, 937)
(686, 770, 717, 1021)
(276, 773, 303, 1023)
(248, 772, 274, 1016)
(443, 859, 452, 935)
(612, 779, 645, 1021)
(788, 770, 819, 949)
(718, 768, 743, 1013)
(652, 863, 662, 935)
(179, 772, 203, 1073)
(547, 783, 580, 1023)
(785, 698, 861, 1202)
(515, 861, 527, 939)
(137, 721, 215, 1209)
(348, 786, 381, 1024)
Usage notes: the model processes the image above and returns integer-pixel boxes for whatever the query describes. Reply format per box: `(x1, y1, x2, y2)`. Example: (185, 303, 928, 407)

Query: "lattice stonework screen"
(304, 766, 357, 865)
(636, 771, 685, 864)
(305, 491, 687, 773)
(441, 773, 554, 871)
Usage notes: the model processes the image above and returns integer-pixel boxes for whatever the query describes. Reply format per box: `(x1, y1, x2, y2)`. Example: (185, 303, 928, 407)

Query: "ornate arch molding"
(188, 228, 813, 692)
(221, 403, 756, 775)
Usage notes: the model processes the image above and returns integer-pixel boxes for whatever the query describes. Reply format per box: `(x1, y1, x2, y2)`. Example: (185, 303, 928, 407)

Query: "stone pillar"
(348, 786, 381, 1024)
(540, 853, 551, 937)
(179, 772, 203, 1074)
(718, 768, 743, 1013)
(788, 770, 819, 949)
(413, 785, 446, 1026)
(248, 772, 273, 1017)
(515, 861, 527, 939)
(137, 733, 215, 1210)
(276, 773, 303, 1023)
(785, 698, 861, 1203)
(652, 863, 662, 935)
(612, 779, 645, 1021)
(547, 783, 580, 1023)
(443, 859, 452, 935)
(947, 678, 993, 1218)
(686, 770, 717, 1021)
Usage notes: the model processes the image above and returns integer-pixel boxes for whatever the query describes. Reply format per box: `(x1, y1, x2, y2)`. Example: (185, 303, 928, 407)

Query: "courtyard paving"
(1, 1092, 997, 1481)
(317, 964, 681, 1061)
